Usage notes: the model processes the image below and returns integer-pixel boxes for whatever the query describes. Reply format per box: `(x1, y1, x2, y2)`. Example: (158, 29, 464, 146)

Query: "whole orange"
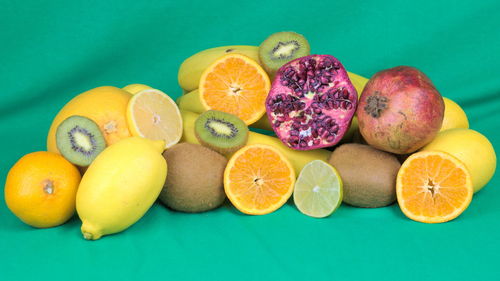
(4, 151, 81, 228)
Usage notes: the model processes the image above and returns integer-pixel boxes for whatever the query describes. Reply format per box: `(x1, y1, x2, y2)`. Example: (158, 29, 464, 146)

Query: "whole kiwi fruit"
(159, 143, 227, 213)
(328, 143, 401, 208)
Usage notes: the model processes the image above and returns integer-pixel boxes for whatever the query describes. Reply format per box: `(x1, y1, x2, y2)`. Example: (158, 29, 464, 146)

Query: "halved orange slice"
(396, 151, 473, 223)
(224, 144, 295, 215)
(126, 89, 182, 149)
(199, 54, 271, 125)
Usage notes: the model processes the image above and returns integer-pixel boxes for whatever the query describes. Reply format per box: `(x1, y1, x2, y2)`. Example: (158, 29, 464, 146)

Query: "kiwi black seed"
(56, 115, 106, 167)
(258, 31, 311, 76)
(328, 143, 401, 208)
(159, 143, 227, 213)
(194, 110, 249, 154)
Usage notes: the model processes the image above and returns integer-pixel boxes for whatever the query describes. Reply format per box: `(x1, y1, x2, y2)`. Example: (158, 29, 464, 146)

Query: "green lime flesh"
(293, 160, 343, 218)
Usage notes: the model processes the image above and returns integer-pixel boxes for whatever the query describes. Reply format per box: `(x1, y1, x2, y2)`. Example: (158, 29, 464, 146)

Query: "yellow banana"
(347, 72, 370, 97)
(177, 72, 369, 132)
(181, 110, 330, 174)
(76, 137, 167, 240)
(178, 45, 260, 92)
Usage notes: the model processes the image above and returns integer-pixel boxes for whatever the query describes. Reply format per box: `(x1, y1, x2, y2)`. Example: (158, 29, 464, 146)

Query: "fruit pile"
(4, 31, 497, 240)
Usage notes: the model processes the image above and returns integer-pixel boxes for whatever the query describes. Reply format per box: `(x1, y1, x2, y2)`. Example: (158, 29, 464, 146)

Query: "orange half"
(199, 54, 270, 125)
(224, 144, 296, 215)
(396, 151, 473, 223)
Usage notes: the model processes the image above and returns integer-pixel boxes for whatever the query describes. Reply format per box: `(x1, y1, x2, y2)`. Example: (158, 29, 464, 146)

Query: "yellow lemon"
(421, 128, 496, 193)
(126, 89, 183, 149)
(122, 84, 152, 95)
(440, 97, 469, 132)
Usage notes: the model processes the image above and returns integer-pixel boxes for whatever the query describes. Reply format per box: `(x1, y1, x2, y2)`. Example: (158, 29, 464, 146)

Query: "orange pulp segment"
(224, 144, 295, 215)
(396, 151, 473, 223)
(199, 54, 270, 125)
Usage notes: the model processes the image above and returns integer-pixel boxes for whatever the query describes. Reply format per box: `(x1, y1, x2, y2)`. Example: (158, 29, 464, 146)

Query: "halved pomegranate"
(265, 55, 358, 150)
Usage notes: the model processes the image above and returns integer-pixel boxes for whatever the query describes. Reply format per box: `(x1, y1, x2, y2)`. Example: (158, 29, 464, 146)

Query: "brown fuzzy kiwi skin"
(328, 143, 401, 208)
(159, 143, 228, 213)
(195, 130, 248, 155)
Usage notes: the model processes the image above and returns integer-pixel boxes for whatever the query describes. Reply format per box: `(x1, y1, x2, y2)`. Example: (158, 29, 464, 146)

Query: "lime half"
(293, 160, 343, 218)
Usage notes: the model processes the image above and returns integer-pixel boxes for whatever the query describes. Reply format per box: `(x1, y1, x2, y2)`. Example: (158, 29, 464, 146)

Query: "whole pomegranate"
(265, 55, 358, 150)
(357, 66, 444, 154)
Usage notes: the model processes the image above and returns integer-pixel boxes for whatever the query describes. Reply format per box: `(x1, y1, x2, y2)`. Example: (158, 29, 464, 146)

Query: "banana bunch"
(180, 110, 330, 173)
(176, 45, 369, 133)
(178, 46, 260, 92)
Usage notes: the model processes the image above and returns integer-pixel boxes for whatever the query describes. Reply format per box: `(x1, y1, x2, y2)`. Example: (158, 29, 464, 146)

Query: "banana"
(177, 72, 369, 132)
(181, 110, 330, 174)
(347, 72, 370, 98)
(178, 45, 260, 92)
(76, 137, 167, 240)
(176, 89, 204, 113)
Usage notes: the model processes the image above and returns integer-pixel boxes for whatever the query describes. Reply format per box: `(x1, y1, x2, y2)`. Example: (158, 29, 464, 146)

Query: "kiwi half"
(56, 115, 106, 167)
(259, 31, 311, 76)
(194, 110, 249, 154)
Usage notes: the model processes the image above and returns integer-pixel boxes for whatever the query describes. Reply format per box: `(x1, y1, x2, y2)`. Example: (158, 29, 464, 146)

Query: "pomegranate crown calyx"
(364, 92, 389, 118)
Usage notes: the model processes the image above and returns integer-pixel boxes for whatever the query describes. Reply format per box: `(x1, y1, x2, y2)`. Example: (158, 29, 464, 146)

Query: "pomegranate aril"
(276, 115, 286, 122)
(342, 91, 349, 99)
(312, 130, 319, 138)
(266, 55, 358, 150)
(341, 101, 350, 110)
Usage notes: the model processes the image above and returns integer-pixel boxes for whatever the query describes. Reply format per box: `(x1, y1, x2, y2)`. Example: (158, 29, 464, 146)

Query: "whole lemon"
(4, 152, 81, 228)
(122, 83, 152, 95)
(77, 137, 167, 240)
(440, 97, 469, 132)
(421, 128, 496, 193)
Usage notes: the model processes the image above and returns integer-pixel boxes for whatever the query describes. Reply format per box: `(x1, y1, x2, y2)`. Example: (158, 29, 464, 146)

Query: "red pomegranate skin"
(357, 66, 444, 154)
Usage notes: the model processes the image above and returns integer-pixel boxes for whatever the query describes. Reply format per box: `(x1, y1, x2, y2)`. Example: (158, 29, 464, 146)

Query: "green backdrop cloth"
(1, 0, 499, 280)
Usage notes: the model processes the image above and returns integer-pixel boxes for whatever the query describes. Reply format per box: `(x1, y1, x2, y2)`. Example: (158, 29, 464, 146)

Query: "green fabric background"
(1, 0, 499, 280)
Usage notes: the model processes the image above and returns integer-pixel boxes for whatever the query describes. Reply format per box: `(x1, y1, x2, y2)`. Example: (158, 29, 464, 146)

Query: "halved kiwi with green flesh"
(259, 31, 311, 76)
(56, 115, 106, 166)
(194, 110, 249, 154)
